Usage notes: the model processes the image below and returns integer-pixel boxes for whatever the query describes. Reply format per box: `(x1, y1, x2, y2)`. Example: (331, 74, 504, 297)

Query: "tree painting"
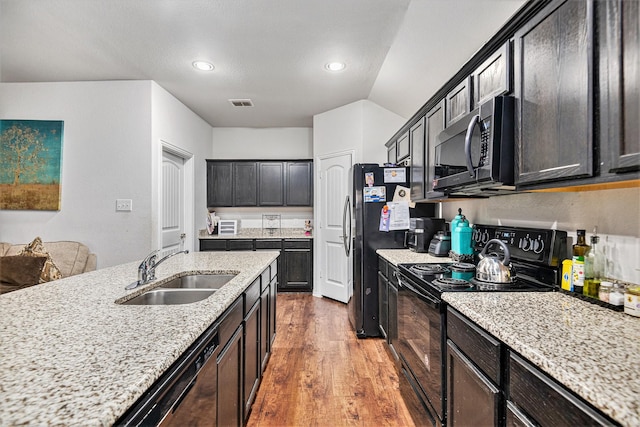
(0, 120, 64, 210)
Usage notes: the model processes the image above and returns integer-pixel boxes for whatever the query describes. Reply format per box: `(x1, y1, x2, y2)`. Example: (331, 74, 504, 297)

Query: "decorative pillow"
(17, 237, 63, 283)
(0, 255, 48, 286)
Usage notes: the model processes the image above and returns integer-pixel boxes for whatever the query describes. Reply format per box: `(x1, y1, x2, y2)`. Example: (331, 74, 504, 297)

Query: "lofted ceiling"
(0, 0, 526, 128)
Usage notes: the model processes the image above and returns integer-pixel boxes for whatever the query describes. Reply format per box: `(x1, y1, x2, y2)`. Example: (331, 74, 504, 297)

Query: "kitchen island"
(0, 251, 278, 426)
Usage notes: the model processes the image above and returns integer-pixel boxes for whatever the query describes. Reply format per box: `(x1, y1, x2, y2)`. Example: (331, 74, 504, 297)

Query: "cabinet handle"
(464, 114, 481, 177)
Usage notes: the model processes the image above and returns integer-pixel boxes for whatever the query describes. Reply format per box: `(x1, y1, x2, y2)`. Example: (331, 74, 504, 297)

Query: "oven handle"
(398, 275, 440, 309)
(464, 114, 481, 178)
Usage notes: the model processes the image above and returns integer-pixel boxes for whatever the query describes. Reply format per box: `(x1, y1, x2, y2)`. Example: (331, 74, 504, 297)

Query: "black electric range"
(398, 224, 568, 298)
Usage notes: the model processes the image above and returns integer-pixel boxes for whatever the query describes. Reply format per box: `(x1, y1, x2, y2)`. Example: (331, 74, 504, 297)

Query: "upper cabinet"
(445, 76, 473, 128)
(207, 160, 313, 208)
(425, 100, 446, 200)
(409, 117, 426, 201)
(396, 131, 410, 164)
(599, 0, 640, 175)
(514, 0, 594, 186)
(473, 41, 512, 108)
(285, 162, 313, 206)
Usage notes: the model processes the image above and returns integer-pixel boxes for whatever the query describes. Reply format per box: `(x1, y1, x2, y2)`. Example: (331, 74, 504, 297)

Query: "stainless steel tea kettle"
(475, 239, 514, 283)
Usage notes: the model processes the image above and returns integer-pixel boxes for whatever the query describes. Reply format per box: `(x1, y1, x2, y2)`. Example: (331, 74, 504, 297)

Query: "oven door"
(397, 273, 445, 424)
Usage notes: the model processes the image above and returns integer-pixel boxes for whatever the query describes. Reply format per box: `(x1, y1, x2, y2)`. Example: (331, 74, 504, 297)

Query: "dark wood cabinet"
(243, 296, 260, 419)
(396, 131, 410, 163)
(207, 161, 233, 207)
(473, 41, 512, 107)
(233, 162, 258, 206)
(216, 320, 243, 427)
(508, 351, 614, 426)
(207, 160, 313, 207)
(259, 162, 285, 206)
(599, 0, 640, 176)
(260, 286, 270, 372)
(447, 340, 501, 427)
(280, 239, 313, 292)
(409, 117, 426, 201)
(377, 270, 388, 339)
(514, 0, 594, 186)
(446, 76, 472, 128)
(425, 100, 446, 200)
(377, 256, 399, 363)
(387, 142, 397, 164)
(286, 161, 313, 206)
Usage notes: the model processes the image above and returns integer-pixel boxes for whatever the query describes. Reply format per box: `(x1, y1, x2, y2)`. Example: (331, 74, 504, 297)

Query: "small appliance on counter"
(218, 219, 240, 235)
(405, 217, 446, 253)
(428, 231, 451, 257)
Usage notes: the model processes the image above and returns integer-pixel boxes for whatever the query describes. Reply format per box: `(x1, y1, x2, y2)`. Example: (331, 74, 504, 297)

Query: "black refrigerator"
(348, 163, 435, 338)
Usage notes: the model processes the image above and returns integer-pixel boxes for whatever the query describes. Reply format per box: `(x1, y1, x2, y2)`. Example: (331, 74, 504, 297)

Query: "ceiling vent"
(229, 99, 254, 107)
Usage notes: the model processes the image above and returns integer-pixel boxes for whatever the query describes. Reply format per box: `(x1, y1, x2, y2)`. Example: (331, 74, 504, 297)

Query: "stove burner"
(410, 264, 450, 275)
(432, 277, 471, 289)
(450, 262, 476, 272)
(469, 277, 516, 290)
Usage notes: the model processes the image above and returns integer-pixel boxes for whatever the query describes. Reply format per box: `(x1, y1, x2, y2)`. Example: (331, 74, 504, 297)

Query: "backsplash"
(210, 207, 313, 229)
(439, 187, 640, 285)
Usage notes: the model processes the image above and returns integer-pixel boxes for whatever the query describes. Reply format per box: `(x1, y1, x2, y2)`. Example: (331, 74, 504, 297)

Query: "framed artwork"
(0, 119, 64, 210)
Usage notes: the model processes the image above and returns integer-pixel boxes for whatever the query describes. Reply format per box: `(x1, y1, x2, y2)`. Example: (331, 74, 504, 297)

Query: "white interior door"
(162, 150, 185, 256)
(318, 151, 353, 303)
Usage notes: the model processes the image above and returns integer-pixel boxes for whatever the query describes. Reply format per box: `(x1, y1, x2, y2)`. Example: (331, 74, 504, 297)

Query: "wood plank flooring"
(246, 293, 415, 427)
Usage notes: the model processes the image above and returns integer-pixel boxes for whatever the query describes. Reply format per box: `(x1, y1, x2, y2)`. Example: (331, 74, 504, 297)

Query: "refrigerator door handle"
(342, 195, 352, 256)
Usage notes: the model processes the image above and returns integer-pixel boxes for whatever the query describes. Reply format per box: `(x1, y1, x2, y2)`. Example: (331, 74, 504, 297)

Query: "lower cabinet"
(243, 279, 261, 419)
(217, 324, 244, 427)
(446, 307, 618, 427)
(377, 256, 399, 362)
(201, 238, 313, 292)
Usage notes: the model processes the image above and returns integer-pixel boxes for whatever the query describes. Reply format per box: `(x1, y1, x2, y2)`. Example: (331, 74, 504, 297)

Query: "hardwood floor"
(247, 293, 415, 427)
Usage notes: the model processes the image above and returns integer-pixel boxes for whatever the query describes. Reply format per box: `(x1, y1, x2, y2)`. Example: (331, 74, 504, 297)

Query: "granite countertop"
(199, 228, 312, 239)
(0, 251, 279, 426)
(443, 292, 640, 426)
(377, 248, 452, 265)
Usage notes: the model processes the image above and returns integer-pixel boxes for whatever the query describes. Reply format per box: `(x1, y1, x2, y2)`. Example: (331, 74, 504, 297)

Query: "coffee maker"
(405, 218, 446, 253)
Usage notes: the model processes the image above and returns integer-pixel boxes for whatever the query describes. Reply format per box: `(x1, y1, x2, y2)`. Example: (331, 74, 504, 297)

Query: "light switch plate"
(116, 199, 132, 212)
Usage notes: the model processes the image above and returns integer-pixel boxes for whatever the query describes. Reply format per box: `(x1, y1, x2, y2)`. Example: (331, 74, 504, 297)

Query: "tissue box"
(218, 220, 240, 235)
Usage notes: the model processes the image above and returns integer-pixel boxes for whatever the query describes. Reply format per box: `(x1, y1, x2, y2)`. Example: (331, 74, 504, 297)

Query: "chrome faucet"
(126, 249, 189, 290)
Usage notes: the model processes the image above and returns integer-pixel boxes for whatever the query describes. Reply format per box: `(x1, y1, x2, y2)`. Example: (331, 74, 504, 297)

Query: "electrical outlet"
(116, 199, 132, 212)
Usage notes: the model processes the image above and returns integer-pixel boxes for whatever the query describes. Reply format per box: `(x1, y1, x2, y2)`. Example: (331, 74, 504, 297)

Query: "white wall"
(440, 188, 640, 284)
(313, 99, 404, 162)
(212, 127, 312, 159)
(0, 81, 215, 268)
(0, 81, 153, 268)
(151, 83, 214, 250)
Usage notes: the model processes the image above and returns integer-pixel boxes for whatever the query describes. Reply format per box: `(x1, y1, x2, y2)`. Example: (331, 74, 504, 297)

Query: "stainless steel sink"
(157, 274, 237, 290)
(122, 288, 216, 305)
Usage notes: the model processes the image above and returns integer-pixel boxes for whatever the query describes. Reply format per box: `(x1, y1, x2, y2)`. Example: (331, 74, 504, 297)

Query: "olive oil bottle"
(584, 228, 602, 298)
(571, 229, 590, 294)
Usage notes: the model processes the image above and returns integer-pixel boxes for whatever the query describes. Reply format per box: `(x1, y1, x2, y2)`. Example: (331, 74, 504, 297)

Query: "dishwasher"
(118, 323, 220, 426)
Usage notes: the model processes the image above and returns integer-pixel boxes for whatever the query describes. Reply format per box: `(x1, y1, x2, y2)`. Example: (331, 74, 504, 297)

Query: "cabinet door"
(446, 76, 472, 128)
(207, 161, 233, 207)
(387, 142, 397, 164)
(473, 41, 512, 107)
(260, 286, 270, 372)
(426, 100, 446, 199)
(243, 301, 260, 419)
(514, 0, 594, 185)
(217, 326, 243, 427)
(233, 162, 258, 206)
(286, 161, 313, 206)
(269, 276, 277, 346)
(396, 131, 410, 162)
(409, 117, 426, 201)
(280, 241, 312, 292)
(259, 162, 285, 206)
(388, 275, 399, 362)
(447, 340, 501, 427)
(599, 0, 640, 174)
(200, 239, 228, 251)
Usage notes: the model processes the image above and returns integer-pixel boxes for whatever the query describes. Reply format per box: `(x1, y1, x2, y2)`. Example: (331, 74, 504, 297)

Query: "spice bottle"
(583, 228, 602, 298)
(571, 229, 590, 294)
(599, 280, 612, 303)
(610, 282, 625, 306)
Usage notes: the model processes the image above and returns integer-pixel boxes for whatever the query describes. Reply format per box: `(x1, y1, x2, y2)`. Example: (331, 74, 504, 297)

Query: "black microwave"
(433, 96, 515, 194)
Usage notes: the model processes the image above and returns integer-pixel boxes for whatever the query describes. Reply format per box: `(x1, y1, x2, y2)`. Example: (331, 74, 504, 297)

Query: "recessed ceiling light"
(325, 62, 346, 72)
(192, 60, 214, 71)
